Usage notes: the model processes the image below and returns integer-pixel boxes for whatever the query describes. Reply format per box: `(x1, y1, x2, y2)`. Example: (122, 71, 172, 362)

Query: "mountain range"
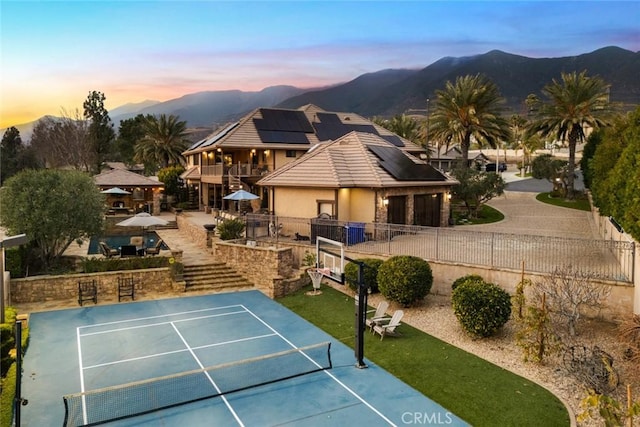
(5, 46, 639, 142)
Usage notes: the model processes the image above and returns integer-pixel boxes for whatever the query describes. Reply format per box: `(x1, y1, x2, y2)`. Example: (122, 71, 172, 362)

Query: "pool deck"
(65, 210, 221, 266)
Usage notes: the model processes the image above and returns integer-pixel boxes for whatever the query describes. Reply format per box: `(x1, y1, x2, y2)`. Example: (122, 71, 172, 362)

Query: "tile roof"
(257, 132, 457, 189)
(183, 104, 425, 155)
(94, 168, 163, 187)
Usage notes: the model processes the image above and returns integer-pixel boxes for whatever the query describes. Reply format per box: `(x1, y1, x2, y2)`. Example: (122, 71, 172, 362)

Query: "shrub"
(451, 274, 485, 291)
(1, 363, 16, 427)
(452, 280, 512, 337)
(81, 256, 169, 273)
(377, 256, 433, 306)
(217, 218, 246, 240)
(344, 258, 384, 293)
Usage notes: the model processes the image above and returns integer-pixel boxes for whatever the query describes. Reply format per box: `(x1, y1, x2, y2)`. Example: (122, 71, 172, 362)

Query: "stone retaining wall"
(176, 214, 208, 249)
(213, 239, 300, 298)
(10, 268, 178, 304)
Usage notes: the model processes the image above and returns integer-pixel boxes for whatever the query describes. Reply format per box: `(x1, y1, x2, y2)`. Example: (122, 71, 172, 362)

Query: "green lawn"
(454, 204, 505, 225)
(278, 286, 569, 427)
(536, 192, 591, 211)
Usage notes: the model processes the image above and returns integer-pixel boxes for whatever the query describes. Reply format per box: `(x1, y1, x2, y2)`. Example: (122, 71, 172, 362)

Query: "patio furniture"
(373, 310, 404, 340)
(118, 276, 135, 302)
(78, 280, 97, 306)
(145, 239, 164, 256)
(120, 245, 137, 257)
(365, 301, 389, 331)
(99, 241, 119, 258)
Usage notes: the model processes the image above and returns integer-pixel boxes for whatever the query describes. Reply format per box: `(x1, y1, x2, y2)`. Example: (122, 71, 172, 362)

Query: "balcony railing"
(201, 163, 270, 177)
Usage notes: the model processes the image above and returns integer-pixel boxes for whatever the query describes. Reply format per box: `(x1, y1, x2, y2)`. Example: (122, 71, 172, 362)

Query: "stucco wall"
(274, 188, 335, 218)
(341, 247, 635, 321)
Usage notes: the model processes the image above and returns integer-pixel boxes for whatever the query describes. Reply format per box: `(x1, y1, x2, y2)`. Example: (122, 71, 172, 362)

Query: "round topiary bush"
(344, 258, 384, 293)
(451, 274, 485, 291)
(377, 255, 433, 306)
(452, 280, 512, 338)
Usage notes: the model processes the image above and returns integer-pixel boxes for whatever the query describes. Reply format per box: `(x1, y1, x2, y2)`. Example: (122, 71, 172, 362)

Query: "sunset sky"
(1, 0, 638, 129)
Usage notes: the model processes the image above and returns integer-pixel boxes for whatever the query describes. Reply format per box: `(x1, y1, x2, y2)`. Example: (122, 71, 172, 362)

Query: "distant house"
(103, 162, 145, 175)
(257, 132, 458, 227)
(94, 168, 164, 214)
(181, 104, 427, 213)
(429, 145, 491, 171)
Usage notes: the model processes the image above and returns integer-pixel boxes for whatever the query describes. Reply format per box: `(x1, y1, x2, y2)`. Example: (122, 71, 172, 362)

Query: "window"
(286, 150, 297, 158)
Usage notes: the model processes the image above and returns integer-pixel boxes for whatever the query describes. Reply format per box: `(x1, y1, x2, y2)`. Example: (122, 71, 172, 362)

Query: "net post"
(354, 262, 368, 369)
(14, 320, 26, 425)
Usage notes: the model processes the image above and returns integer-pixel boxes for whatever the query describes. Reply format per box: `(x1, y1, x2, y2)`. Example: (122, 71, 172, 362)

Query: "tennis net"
(63, 341, 332, 427)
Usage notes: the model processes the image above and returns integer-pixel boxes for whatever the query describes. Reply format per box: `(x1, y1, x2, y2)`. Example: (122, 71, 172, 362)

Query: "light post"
(0, 234, 27, 323)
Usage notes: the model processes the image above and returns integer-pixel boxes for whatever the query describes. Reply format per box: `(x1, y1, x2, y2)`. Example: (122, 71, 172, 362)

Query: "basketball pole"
(354, 261, 368, 369)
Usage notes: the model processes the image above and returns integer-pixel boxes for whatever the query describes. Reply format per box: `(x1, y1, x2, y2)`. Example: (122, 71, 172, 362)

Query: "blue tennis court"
(21, 290, 468, 426)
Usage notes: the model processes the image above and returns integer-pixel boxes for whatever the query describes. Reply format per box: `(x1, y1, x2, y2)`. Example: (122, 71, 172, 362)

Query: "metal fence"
(244, 214, 635, 283)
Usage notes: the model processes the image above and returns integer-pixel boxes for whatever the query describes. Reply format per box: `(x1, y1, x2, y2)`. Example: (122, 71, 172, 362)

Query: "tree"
(374, 114, 422, 146)
(1, 127, 25, 184)
(29, 111, 90, 170)
(429, 74, 511, 164)
(451, 166, 505, 218)
(588, 107, 640, 239)
(527, 71, 613, 199)
(133, 114, 190, 171)
(531, 154, 570, 197)
(530, 265, 610, 337)
(115, 114, 150, 165)
(83, 91, 116, 174)
(157, 165, 186, 197)
(0, 169, 104, 269)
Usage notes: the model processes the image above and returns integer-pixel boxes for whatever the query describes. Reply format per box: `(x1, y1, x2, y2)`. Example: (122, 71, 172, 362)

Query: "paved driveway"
(463, 172, 597, 239)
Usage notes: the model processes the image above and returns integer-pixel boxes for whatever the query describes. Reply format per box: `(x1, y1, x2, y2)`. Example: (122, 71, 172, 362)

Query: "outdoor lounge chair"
(145, 239, 164, 256)
(373, 309, 403, 340)
(118, 276, 135, 301)
(99, 241, 119, 258)
(365, 301, 389, 331)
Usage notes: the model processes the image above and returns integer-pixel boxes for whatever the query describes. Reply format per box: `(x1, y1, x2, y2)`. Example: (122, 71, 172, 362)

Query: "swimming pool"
(87, 232, 169, 255)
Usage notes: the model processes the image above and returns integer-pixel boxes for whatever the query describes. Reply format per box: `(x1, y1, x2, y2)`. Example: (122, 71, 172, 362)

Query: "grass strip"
(536, 192, 591, 211)
(278, 285, 569, 427)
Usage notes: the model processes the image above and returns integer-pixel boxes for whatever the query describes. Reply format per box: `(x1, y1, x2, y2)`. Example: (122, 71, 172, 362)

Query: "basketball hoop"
(307, 268, 324, 295)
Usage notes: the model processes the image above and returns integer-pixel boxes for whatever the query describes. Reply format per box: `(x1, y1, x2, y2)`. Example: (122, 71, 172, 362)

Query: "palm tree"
(429, 74, 511, 165)
(528, 71, 612, 199)
(373, 114, 422, 145)
(134, 114, 190, 170)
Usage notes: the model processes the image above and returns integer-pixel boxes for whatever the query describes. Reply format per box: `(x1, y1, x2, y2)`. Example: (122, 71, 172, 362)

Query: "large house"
(181, 105, 457, 226)
(258, 131, 457, 226)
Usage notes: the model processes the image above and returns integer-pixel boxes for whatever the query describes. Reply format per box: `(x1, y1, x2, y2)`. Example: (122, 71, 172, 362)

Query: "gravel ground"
(329, 283, 639, 427)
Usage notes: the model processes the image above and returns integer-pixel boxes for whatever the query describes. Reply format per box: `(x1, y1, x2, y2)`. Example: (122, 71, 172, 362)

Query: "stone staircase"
(183, 262, 253, 292)
(154, 220, 178, 230)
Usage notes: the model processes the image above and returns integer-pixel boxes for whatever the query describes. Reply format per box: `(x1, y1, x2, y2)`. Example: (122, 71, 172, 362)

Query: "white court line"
(170, 322, 245, 427)
(76, 327, 89, 425)
(241, 304, 397, 427)
(79, 310, 246, 337)
(77, 304, 245, 331)
(83, 333, 277, 370)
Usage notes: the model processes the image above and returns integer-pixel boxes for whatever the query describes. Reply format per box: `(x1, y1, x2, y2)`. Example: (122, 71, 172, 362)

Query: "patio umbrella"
(100, 187, 131, 195)
(116, 213, 168, 250)
(223, 189, 259, 201)
(116, 212, 168, 228)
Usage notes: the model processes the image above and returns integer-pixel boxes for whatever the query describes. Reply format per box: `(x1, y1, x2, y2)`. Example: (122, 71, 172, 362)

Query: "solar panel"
(197, 122, 240, 149)
(257, 130, 310, 144)
(312, 113, 404, 147)
(366, 144, 445, 181)
(379, 135, 405, 147)
(254, 109, 314, 132)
